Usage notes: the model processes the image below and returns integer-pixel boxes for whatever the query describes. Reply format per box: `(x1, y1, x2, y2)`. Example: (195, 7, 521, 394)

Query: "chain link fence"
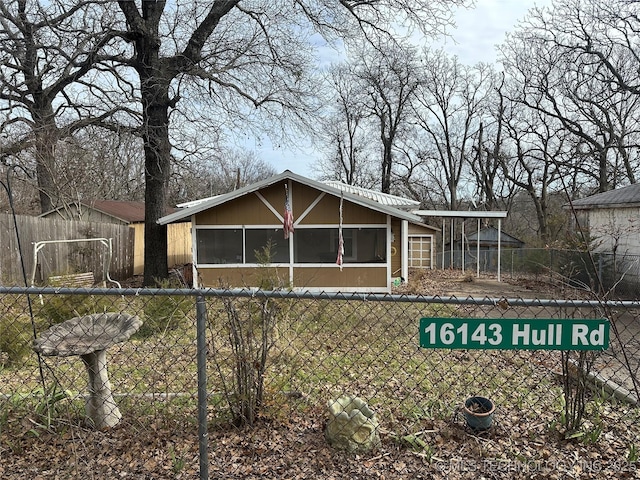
(1, 285, 639, 478)
(439, 248, 640, 300)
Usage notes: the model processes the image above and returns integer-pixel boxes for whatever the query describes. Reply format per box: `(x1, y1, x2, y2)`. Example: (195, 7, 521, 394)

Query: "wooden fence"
(0, 213, 134, 286)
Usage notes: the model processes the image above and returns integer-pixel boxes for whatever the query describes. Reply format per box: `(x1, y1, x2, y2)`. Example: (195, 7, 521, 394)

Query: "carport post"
(497, 219, 502, 282)
(477, 219, 481, 278)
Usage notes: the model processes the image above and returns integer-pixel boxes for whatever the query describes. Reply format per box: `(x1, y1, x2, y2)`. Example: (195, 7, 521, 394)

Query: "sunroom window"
(197, 229, 242, 264)
(245, 229, 289, 263)
(196, 227, 387, 265)
(294, 228, 386, 263)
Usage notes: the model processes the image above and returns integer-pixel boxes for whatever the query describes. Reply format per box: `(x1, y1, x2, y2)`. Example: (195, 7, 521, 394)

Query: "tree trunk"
(141, 85, 171, 285)
(33, 108, 58, 213)
(381, 138, 393, 194)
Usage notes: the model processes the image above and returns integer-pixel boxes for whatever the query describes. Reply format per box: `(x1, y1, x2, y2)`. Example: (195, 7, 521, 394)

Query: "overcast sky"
(255, 0, 554, 178)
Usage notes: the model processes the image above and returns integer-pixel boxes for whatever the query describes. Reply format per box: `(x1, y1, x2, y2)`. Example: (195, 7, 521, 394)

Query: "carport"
(412, 210, 508, 281)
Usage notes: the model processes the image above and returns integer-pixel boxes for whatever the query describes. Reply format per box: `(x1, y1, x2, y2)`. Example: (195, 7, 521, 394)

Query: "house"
(158, 171, 439, 292)
(570, 184, 640, 255)
(40, 200, 191, 275)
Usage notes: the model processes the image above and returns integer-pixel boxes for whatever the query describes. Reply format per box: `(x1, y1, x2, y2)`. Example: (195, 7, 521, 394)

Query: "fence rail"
(0, 286, 639, 479)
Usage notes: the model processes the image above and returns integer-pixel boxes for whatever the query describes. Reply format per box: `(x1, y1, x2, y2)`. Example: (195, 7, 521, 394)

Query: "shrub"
(35, 294, 117, 326)
(0, 314, 34, 367)
(137, 279, 193, 338)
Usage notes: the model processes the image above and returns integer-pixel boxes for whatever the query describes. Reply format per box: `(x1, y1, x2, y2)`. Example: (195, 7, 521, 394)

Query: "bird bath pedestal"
(34, 313, 142, 429)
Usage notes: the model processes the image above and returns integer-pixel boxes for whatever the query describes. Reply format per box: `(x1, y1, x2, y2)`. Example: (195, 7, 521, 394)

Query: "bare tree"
(470, 72, 510, 212)
(350, 40, 420, 193)
(412, 50, 493, 209)
(169, 148, 277, 204)
(315, 64, 375, 187)
(54, 129, 146, 203)
(498, 92, 567, 243)
(0, 0, 135, 212)
(500, 0, 640, 193)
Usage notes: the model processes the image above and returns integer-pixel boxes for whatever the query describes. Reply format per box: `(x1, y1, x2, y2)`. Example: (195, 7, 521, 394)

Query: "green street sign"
(419, 318, 609, 350)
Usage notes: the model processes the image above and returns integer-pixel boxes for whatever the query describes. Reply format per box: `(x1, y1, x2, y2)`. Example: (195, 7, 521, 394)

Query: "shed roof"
(89, 201, 147, 223)
(41, 200, 178, 224)
(159, 170, 430, 226)
(570, 183, 640, 210)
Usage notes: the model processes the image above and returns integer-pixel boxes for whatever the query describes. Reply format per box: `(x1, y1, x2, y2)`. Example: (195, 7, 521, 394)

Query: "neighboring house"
(158, 170, 438, 292)
(40, 200, 191, 275)
(465, 227, 524, 250)
(570, 184, 640, 256)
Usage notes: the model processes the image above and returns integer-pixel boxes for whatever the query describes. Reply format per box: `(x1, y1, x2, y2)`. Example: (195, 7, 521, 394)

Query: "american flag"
(336, 230, 344, 270)
(283, 184, 294, 239)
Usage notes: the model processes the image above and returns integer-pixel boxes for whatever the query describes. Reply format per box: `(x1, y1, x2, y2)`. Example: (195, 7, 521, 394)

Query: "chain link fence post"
(196, 293, 209, 480)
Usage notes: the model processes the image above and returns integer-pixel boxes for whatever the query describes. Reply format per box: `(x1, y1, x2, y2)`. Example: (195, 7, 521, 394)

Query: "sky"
(256, 0, 554, 178)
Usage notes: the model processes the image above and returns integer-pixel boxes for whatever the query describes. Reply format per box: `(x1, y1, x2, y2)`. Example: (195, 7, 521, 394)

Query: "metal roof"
(159, 170, 430, 226)
(570, 183, 640, 210)
(322, 181, 420, 210)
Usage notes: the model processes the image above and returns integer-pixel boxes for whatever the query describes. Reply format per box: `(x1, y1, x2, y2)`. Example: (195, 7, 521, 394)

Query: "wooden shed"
(159, 171, 438, 292)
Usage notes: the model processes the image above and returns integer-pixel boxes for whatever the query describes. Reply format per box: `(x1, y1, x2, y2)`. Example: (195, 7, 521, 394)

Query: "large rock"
(325, 394, 380, 453)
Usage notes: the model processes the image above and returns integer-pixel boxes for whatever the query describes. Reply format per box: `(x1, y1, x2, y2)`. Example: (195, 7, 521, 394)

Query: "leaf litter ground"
(1, 270, 639, 479)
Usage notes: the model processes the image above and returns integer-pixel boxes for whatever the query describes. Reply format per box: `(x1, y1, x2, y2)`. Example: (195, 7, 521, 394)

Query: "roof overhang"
(412, 210, 508, 219)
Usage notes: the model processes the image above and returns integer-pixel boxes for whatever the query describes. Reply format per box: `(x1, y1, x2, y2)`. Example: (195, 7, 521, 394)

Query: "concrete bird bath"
(34, 312, 142, 429)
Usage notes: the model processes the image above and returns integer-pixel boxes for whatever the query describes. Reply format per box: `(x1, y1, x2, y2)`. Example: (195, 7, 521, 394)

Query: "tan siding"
(199, 267, 290, 287)
(294, 266, 387, 289)
(300, 193, 386, 225)
(197, 265, 387, 289)
(391, 218, 402, 276)
(195, 194, 280, 225)
(408, 223, 437, 235)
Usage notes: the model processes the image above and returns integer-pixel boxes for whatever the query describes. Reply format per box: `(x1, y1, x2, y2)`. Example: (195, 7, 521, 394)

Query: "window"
(245, 229, 289, 263)
(294, 228, 386, 263)
(197, 229, 242, 264)
(409, 236, 432, 267)
(294, 229, 336, 263)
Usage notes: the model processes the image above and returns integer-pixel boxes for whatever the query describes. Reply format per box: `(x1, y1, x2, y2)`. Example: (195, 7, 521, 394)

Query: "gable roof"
(40, 200, 146, 223)
(571, 183, 640, 210)
(158, 170, 428, 226)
